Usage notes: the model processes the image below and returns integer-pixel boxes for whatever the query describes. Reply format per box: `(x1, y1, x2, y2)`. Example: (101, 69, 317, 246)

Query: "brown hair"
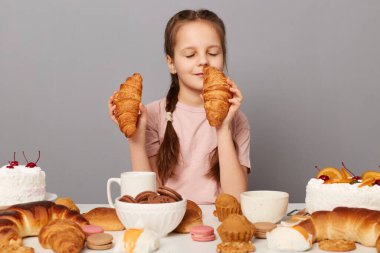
(157, 9, 227, 185)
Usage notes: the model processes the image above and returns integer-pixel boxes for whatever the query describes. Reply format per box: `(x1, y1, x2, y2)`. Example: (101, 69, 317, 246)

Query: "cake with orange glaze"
(305, 164, 380, 213)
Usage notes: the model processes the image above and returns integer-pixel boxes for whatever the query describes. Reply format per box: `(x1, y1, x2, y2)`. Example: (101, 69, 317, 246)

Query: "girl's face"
(167, 21, 224, 94)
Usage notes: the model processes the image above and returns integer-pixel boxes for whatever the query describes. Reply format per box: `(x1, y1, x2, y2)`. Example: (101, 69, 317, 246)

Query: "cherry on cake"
(0, 152, 46, 206)
(305, 163, 380, 213)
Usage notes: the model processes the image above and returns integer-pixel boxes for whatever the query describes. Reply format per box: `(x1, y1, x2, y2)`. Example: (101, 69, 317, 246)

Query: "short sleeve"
(233, 111, 251, 172)
(145, 101, 161, 157)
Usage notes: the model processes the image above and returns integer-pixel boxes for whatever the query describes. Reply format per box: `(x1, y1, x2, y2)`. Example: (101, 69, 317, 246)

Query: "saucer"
(0, 192, 58, 210)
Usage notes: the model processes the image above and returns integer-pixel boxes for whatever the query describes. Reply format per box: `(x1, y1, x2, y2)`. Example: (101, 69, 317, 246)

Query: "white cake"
(305, 178, 380, 213)
(0, 164, 46, 206)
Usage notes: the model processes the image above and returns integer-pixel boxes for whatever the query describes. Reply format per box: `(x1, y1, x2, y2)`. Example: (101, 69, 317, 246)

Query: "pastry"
(0, 201, 88, 248)
(267, 207, 380, 252)
(214, 193, 242, 222)
(217, 214, 256, 243)
(216, 241, 256, 253)
(113, 73, 143, 138)
(174, 200, 203, 233)
(83, 207, 124, 231)
(319, 239, 356, 252)
(38, 219, 86, 253)
(203, 66, 232, 127)
(113, 228, 159, 253)
(55, 197, 80, 213)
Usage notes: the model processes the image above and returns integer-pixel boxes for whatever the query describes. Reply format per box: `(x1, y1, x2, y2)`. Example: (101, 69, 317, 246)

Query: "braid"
(156, 74, 180, 184)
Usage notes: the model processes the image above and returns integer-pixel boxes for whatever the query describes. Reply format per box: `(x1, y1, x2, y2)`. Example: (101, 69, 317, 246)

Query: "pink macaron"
(82, 225, 104, 237)
(190, 225, 216, 242)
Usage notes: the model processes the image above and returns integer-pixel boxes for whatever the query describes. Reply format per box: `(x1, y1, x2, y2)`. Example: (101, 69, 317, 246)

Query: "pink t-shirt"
(145, 98, 251, 204)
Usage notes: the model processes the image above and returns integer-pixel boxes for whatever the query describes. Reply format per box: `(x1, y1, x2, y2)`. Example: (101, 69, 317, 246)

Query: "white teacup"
(107, 171, 157, 208)
(240, 190, 289, 224)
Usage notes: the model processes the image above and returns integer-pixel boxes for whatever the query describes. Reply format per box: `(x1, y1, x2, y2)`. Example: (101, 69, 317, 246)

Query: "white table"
(23, 203, 377, 253)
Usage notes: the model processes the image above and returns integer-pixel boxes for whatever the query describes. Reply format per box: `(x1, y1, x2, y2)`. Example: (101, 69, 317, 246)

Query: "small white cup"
(107, 171, 157, 208)
(240, 190, 289, 224)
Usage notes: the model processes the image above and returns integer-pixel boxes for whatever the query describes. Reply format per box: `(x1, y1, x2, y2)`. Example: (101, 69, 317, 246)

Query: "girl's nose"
(198, 53, 209, 66)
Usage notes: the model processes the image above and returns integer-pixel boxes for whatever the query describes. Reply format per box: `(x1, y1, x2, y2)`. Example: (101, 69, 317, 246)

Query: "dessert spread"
(305, 163, 380, 213)
(0, 152, 46, 206)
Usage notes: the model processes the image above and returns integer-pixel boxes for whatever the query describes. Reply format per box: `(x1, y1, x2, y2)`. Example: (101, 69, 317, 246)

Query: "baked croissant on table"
(203, 66, 232, 127)
(0, 201, 88, 249)
(39, 219, 86, 253)
(296, 207, 380, 252)
(113, 73, 143, 137)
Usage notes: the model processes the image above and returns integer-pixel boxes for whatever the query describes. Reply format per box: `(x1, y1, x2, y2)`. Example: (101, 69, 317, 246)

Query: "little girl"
(108, 9, 251, 204)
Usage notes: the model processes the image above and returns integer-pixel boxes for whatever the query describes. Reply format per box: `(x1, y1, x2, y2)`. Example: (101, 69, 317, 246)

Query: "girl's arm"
(216, 78, 249, 200)
(217, 127, 248, 200)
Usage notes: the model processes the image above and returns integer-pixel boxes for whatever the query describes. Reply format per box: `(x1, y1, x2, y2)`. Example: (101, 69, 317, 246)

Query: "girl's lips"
(195, 73, 204, 77)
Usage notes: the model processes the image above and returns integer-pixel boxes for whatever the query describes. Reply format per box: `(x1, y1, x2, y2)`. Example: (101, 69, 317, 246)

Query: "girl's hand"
(108, 91, 118, 125)
(108, 92, 148, 142)
(219, 78, 243, 129)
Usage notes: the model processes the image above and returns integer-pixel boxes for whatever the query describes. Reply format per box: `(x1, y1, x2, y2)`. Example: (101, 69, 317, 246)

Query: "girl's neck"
(178, 87, 203, 107)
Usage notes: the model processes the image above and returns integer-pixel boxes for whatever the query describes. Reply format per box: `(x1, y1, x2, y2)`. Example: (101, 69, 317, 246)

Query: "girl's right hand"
(108, 92, 148, 142)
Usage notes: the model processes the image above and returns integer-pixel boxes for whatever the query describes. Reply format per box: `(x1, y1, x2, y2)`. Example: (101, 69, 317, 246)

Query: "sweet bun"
(174, 200, 203, 233)
(83, 207, 124, 231)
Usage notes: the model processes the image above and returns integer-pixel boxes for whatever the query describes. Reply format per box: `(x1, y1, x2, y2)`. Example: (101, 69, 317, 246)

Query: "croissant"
(0, 201, 88, 249)
(203, 66, 232, 127)
(113, 73, 143, 137)
(296, 207, 380, 252)
(39, 219, 86, 253)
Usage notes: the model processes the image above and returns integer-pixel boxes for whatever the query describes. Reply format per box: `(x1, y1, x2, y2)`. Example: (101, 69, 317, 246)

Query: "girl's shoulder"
(146, 98, 166, 114)
(233, 110, 250, 130)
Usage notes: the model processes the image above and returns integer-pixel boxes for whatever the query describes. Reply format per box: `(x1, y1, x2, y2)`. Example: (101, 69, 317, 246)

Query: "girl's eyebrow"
(180, 45, 221, 51)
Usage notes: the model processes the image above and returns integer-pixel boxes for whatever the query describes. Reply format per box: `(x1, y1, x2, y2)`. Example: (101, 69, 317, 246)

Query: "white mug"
(107, 171, 157, 208)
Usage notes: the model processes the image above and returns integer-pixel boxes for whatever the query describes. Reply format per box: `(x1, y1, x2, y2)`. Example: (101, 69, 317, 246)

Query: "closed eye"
(185, 54, 195, 58)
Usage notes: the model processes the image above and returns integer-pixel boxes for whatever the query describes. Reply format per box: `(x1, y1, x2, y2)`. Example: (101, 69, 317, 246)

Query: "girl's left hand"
(219, 77, 243, 129)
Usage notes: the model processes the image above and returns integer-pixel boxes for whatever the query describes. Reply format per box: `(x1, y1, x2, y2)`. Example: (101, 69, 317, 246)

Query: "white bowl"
(115, 196, 186, 237)
(240, 191, 289, 224)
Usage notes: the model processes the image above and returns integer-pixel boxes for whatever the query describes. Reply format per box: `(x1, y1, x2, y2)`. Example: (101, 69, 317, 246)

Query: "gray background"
(1, 0, 379, 203)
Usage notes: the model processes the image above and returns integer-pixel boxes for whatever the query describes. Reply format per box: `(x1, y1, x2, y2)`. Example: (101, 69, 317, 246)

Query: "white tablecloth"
(23, 203, 377, 253)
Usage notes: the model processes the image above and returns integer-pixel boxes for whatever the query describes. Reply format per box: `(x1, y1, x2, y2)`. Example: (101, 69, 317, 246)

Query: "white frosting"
(114, 229, 159, 253)
(267, 226, 312, 251)
(0, 164, 46, 205)
(305, 178, 380, 213)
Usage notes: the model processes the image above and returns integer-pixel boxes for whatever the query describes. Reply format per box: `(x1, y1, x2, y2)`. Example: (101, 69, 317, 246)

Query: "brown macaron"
(86, 233, 113, 250)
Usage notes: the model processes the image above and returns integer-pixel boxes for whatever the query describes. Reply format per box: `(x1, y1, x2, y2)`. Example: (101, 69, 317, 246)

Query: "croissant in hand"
(0, 201, 88, 249)
(39, 219, 86, 253)
(113, 73, 143, 137)
(203, 66, 232, 127)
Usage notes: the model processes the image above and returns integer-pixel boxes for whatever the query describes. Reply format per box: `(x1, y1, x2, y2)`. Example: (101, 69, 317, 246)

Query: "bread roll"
(113, 73, 143, 137)
(203, 66, 232, 127)
(55, 197, 80, 213)
(83, 207, 124, 231)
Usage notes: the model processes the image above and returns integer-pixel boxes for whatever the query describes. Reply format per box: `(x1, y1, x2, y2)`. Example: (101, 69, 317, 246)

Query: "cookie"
(190, 225, 216, 242)
(135, 191, 157, 203)
(157, 186, 182, 201)
(87, 242, 113, 250)
(318, 239, 356, 252)
(151, 195, 176, 203)
(82, 224, 104, 237)
(217, 241, 256, 253)
(86, 233, 113, 246)
(119, 195, 136, 203)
